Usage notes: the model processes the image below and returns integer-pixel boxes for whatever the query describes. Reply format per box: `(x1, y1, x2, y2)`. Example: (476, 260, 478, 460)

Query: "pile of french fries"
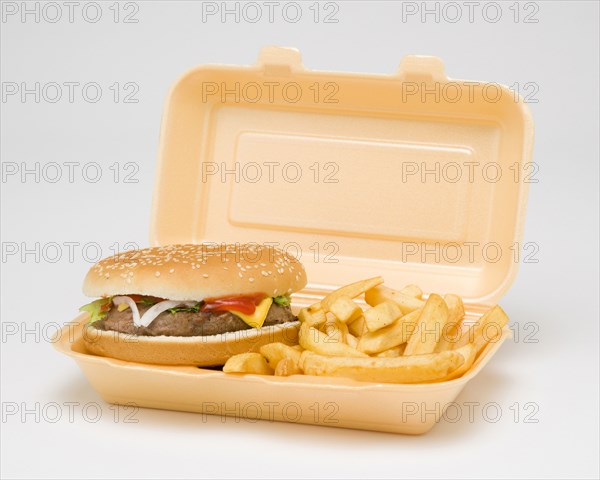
(223, 277, 509, 384)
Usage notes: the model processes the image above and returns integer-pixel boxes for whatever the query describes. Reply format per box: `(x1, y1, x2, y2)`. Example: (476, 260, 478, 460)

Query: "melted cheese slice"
(229, 297, 273, 328)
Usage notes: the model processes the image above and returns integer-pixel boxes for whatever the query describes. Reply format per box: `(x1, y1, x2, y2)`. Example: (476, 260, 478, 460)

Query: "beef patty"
(92, 303, 297, 337)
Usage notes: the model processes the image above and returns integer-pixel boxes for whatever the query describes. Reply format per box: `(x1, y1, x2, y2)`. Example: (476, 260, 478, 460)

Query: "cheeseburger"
(79, 243, 307, 366)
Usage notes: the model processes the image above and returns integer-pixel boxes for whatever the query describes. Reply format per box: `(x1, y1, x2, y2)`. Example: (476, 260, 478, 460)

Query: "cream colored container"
(55, 46, 533, 434)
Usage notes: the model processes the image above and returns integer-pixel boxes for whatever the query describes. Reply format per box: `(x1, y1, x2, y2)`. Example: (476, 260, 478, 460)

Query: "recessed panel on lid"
(151, 47, 533, 304)
(231, 132, 474, 242)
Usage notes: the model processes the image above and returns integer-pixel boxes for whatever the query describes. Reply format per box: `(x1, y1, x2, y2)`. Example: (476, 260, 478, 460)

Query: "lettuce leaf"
(168, 303, 202, 314)
(273, 295, 291, 307)
(79, 297, 112, 323)
(139, 296, 159, 306)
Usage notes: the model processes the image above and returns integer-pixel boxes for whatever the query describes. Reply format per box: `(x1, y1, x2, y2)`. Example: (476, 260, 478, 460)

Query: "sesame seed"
(155, 271, 160, 277)
(169, 268, 175, 273)
(202, 273, 209, 278)
(249, 277, 255, 282)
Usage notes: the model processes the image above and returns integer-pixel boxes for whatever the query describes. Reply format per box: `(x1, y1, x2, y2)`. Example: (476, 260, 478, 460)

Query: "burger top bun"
(83, 243, 307, 301)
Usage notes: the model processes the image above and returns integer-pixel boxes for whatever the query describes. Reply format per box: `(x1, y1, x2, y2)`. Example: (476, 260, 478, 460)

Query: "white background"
(1, 1, 599, 478)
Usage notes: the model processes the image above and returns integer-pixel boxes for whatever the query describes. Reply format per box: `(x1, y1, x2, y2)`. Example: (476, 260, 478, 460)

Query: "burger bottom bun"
(82, 322, 300, 367)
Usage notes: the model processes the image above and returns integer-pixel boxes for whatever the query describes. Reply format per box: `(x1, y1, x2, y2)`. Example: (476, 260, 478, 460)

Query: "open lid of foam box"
(150, 46, 534, 305)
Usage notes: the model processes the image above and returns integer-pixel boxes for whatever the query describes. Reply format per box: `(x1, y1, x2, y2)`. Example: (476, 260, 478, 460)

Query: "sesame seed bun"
(83, 243, 307, 300)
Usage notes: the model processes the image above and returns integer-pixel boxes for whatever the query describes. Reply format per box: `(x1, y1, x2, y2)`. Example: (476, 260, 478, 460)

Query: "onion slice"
(138, 300, 197, 327)
(112, 296, 141, 326)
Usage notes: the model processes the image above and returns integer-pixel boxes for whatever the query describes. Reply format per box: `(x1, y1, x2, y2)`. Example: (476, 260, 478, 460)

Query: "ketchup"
(201, 293, 266, 315)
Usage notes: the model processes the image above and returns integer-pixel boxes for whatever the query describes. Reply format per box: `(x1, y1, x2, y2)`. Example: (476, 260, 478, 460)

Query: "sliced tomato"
(99, 299, 112, 312)
(201, 293, 267, 315)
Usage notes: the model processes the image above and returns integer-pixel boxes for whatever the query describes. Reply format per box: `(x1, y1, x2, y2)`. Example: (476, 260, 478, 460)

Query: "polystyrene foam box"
(55, 46, 533, 434)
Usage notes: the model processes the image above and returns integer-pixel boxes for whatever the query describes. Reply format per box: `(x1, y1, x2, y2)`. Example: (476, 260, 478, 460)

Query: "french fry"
(435, 294, 466, 352)
(434, 344, 476, 382)
(300, 350, 464, 384)
(474, 331, 504, 358)
(306, 302, 323, 312)
(399, 284, 423, 299)
(260, 342, 302, 369)
(321, 277, 383, 311)
(365, 285, 425, 314)
(299, 323, 367, 358)
(357, 308, 421, 354)
(274, 357, 303, 376)
(374, 345, 406, 358)
(364, 300, 403, 332)
(328, 295, 362, 323)
(298, 306, 326, 327)
(404, 294, 449, 356)
(323, 318, 349, 344)
(221, 278, 510, 385)
(454, 305, 509, 355)
(223, 353, 274, 375)
(346, 332, 358, 349)
(348, 315, 368, 337)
